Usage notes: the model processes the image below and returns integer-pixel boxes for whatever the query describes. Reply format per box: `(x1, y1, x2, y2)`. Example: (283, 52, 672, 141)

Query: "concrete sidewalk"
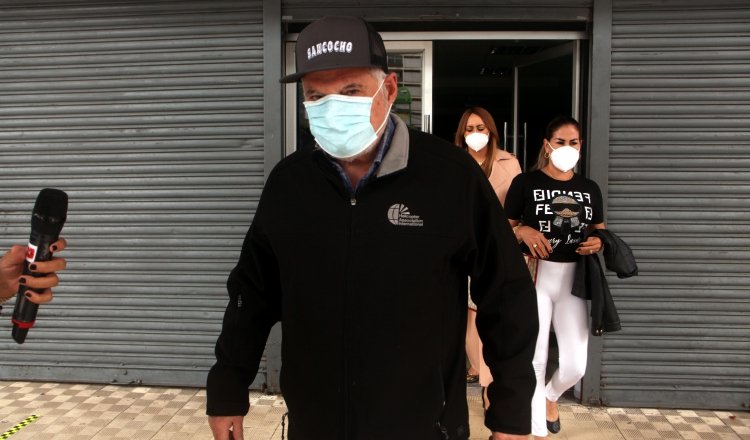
(0, 380, 747, 439)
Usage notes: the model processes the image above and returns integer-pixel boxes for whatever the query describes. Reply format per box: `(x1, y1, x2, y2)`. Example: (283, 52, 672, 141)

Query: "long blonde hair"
(454, 107, 502, 178)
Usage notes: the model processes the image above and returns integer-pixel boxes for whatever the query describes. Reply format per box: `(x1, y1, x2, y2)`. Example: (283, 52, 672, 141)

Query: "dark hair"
(453, 107, 501, 177)
(532, 115, 582, 171)
(545, 115, 581, 141)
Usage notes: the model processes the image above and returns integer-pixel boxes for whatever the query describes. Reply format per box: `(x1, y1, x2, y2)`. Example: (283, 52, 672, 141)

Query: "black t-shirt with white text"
(505, 170, 604, 262)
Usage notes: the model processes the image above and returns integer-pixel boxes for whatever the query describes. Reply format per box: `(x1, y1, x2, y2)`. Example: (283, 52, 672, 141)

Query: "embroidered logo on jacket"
(388, 204, 424, 227)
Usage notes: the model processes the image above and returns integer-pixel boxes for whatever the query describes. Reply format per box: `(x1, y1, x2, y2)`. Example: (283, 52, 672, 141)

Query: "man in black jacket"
(206, 16, 539, 440)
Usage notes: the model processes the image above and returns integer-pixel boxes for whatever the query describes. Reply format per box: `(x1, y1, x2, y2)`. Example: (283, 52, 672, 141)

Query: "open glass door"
(513, 41, 580, 171)
(283, 40, 433, 155)
(384, 41, 433, 134)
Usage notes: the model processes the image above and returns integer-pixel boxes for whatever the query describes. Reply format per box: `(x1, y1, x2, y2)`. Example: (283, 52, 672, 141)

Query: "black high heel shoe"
(546, 418, 561, 434)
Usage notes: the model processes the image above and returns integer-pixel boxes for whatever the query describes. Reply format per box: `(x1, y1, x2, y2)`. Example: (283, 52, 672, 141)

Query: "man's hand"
(209, 415, 244, 440)
(0, 238, 67, 303)
(491, 433, 528, 440)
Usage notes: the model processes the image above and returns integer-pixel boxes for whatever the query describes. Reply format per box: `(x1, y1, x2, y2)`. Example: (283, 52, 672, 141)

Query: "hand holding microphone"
(8, 188, 68, 343)
(0, 239, 67, 303)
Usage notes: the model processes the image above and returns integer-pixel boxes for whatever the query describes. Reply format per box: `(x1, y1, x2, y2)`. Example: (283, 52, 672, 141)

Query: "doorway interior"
(284, 33, 588, 172)
(433, 39, 584, 171)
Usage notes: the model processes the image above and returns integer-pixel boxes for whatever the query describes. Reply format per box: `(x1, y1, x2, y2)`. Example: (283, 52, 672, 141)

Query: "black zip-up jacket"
(593, 229, 638, 279)
(571, 229, 637, 335)
(571, 254, 622, 335)
(206, 117, 539, 439)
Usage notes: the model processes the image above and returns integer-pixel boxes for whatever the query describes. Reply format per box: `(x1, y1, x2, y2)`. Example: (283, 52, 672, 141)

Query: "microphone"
(11, 188, 68, 344)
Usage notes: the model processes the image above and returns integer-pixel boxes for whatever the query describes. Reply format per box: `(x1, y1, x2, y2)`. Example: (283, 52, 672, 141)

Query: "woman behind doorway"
(453, 107, 521, 398)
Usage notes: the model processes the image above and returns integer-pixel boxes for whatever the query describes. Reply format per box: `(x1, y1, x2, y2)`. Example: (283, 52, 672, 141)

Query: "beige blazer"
(488, 149, 522, 206)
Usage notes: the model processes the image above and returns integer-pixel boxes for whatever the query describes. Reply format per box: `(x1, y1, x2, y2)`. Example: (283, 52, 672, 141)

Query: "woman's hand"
(0, 238, 67, 304)
(515, 225, 553, 259)
(577, 223, 606, 255)
(576, 236, 602, 255)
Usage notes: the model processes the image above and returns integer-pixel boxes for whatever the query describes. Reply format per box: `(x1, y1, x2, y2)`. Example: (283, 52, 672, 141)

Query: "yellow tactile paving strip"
(0, 381, 747, 439)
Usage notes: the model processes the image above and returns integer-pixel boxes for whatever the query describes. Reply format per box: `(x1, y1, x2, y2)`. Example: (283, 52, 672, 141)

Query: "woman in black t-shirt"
(504, 116, 605, 439)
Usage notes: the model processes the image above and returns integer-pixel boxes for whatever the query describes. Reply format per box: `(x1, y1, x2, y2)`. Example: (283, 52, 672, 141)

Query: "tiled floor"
(468, 385, 750, 439)
(0, 381, 747, 439)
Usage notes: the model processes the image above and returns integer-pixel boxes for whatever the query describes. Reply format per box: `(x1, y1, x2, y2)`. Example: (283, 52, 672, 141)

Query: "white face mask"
(465, 133, 489, 152)
(548, 142, 580, 172)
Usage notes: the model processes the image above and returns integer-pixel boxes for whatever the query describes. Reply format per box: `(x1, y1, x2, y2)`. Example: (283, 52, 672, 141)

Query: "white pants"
(531, 259, 589, 437)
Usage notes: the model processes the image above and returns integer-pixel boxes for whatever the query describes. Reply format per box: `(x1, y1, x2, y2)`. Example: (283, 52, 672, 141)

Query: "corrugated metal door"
(0, 0, 264, 387)
(282, 0, 592, 22)
(605, 0, 750, 409)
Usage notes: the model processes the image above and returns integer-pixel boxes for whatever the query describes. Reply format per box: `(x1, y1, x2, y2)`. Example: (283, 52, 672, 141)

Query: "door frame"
(267, 11, 615, 398)
(513, 40, 581, 169)
(385, 40, 434, 133)
(282, 31, 587, 154)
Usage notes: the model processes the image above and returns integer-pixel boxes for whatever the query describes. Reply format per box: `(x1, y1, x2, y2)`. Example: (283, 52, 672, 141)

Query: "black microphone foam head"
(31, 188, 68, 235)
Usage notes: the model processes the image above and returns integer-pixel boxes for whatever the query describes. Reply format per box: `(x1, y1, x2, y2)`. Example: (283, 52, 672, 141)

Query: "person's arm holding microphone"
(0, 238, 67, 307)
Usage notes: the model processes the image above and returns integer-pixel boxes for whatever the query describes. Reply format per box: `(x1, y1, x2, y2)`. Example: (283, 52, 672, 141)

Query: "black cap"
(280, 16, 388, 83)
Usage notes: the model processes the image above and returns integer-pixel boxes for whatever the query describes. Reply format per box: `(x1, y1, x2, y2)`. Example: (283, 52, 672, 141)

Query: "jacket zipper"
(436, 365, 449, 438)
(342, 192, 357, 439)
(316, 152, 368, 438)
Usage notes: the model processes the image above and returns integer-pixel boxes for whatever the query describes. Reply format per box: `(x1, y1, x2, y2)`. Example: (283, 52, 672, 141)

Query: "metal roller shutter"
(605, 0, 750, 409)
(281, 0, 592, 23)
(0, 0, 264, 387)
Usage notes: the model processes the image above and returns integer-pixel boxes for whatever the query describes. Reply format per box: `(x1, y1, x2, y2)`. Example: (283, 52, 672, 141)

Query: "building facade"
(0, 0, 746, 410)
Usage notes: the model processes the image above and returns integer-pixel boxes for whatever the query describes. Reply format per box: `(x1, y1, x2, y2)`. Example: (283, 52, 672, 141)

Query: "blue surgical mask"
(303, 80, 391, 159)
